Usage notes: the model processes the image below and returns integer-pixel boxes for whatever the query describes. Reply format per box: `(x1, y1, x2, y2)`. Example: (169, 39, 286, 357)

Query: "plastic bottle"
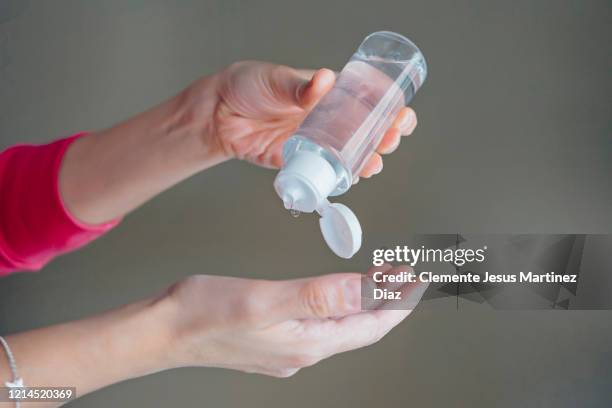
(274, 31, 427, 258)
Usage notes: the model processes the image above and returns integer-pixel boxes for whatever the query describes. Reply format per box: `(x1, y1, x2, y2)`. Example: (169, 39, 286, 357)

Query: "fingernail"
(400, 111, 417, 134)
(373, 161, 383, 175)
(343, 277, 362, 311)
(387, 135, 401, 153)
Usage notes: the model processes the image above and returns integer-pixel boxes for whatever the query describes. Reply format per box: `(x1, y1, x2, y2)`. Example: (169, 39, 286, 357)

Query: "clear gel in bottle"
(274, 31, 427, 258)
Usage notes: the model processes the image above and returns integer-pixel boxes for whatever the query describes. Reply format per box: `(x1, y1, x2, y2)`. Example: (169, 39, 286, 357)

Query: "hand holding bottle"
(201, 60, 418, 178)
(61, 60, 417, 225)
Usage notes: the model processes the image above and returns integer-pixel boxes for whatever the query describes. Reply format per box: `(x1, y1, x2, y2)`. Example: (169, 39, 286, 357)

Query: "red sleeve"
(0, 133, 120, 276)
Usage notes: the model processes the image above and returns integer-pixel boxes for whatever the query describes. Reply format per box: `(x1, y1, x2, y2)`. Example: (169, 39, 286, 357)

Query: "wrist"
(131, 294, 181, 374)
(87, 297, 178, 382)
(59, 73, 231, 224)
(146, 279, 221, 370)
(2, 295, 179, 398)
(164, 74, 230, 166)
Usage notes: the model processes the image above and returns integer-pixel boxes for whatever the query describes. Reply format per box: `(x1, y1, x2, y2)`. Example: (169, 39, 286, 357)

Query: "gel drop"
(274, 31, 427, 258)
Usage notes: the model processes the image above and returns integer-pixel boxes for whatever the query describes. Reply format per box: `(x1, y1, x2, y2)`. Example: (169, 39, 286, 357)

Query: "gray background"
(1, 0, 611, 407)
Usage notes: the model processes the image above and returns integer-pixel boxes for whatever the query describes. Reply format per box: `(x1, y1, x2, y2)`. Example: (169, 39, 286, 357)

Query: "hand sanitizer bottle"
(274, 31, 427, 258)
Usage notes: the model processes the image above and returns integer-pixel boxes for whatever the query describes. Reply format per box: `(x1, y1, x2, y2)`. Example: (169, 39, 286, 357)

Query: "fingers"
(377, 107, 417, 154)
(320, 278, 428, 355)
(366, 263, 394, 278)
(363, 264, 423, 311)
(292, 266, 428, 359)
(395, 107, 418, 136)
(357, 107, 417, 179)
(297, 68, 335, 109)
(359, 152, 383, 178)
(223, 268, 427, 377)
(376, 127, 402, 155)
(295, 69, 317, 79)
(264, 273, 363, 322)
(363, 264, 408, 309)
(267, 65, 334, 111)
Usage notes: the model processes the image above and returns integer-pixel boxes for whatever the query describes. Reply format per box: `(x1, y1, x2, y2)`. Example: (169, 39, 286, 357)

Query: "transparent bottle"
(274, 31, 427, 258)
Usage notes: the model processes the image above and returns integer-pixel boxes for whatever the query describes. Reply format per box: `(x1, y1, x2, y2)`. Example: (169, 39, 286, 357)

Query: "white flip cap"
(318, 202, 362, 258)
(274, 151, 362, 258)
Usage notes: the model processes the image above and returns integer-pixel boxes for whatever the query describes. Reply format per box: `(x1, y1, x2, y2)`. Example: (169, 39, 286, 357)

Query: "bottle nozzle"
(273, 151, 337, 213)
(283, 196, 294, 211)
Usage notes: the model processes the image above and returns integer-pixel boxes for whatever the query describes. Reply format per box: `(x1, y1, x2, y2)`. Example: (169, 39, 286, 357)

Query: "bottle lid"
(318, 202, 362, 259)
(274, 150, 337, 213)
(274, 151, 362, 258)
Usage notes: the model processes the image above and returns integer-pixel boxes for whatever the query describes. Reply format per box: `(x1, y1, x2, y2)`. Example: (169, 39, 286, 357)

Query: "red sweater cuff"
(0, 133, 120, 275)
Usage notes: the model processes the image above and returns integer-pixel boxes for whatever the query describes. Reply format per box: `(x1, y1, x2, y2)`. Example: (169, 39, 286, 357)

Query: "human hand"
(58, 61, 416, 225)
(0, 265, 426, 406)
(199, 61, 418, 178)
(160, 267, 427, 377)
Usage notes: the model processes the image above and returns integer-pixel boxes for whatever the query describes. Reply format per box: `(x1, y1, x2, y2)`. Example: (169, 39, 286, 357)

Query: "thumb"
(266, 273, 363, 322)
(270, 67, 335, 110)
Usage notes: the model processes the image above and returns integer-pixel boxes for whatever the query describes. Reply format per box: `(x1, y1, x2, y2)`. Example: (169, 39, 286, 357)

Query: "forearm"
(0, 297, 174, 407)
(59, 75, 227, 225)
